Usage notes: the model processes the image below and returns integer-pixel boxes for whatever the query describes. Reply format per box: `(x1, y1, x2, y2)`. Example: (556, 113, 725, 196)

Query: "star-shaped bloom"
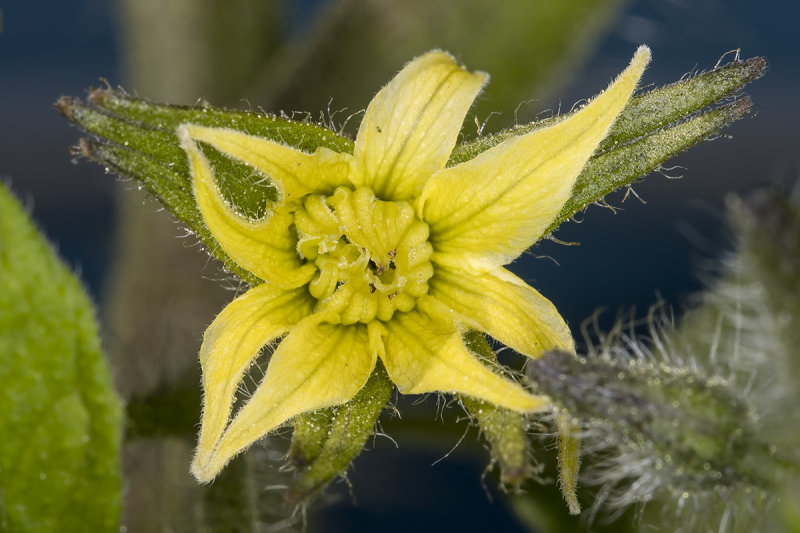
(178, 46, 650, 482)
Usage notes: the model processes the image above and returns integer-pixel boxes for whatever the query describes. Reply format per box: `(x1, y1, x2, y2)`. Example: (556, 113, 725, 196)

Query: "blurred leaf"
(0, 183, 123, 532)
(252, 0, 628, 125)
(727, 187, 800, 383)
(118, 0, 283, 104)
(783, 476, 800, 532)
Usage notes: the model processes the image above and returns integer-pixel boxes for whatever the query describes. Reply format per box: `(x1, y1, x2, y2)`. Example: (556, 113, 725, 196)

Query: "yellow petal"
(178, 124, 352, 202)
(192, 314, 376, 482)
(420, 46, 651, 268)
(194, 284, 314, 481)
(352, 51, 487, 201)
(429, 265, 574, 357)
(180, 129, 316, 286)
(381, 298, 549, 412)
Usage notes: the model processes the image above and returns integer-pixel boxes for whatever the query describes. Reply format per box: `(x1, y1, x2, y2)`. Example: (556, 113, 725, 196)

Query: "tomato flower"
(178, 47, 650, 482)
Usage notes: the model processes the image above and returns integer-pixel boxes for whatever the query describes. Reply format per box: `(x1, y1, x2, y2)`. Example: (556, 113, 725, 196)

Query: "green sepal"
(289, 409, 335, 470)
(286, 362, 393, 505)
(555, 414, 581, 515)
(598, 55, 766, 149)
(0, 183, 123, 532)
(450, 56, 765, 234)
(460, 330, 533, 490)
(547, 96, 753, 233)
(56, 89, 353, 285)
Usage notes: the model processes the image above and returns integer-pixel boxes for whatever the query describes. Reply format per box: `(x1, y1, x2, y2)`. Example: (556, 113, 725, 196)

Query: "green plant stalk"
(286, 362, 393, 505)
(461, 330, 533, 490)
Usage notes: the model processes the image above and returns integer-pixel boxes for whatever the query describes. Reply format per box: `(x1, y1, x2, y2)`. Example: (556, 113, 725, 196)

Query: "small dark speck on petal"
(376, 126, 382, 133)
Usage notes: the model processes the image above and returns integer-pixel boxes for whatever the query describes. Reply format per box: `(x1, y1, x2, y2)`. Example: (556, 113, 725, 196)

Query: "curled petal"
(178, 124, 352, 202)
(420, 46, 651, 269)
(180, 130, 317, 286)
(352, 51, 487, 201)
(192, 314, 377, 482)
(194, 284, 315, 479)
(381, 298, 549, 412)
(429, 265, 574, 357)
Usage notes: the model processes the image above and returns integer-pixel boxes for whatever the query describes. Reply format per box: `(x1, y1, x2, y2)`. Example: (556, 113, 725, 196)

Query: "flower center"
(295, 187, 434, 324)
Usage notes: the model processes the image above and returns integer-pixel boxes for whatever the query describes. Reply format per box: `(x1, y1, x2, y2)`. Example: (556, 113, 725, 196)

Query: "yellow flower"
(178, 47, 650, 482)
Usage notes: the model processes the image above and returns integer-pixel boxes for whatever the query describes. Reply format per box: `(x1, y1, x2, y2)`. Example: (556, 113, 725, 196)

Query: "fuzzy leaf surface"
(0, 183, 123, 532)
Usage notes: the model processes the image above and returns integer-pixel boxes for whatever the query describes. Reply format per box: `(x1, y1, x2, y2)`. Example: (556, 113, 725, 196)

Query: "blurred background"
(1, 0, 798, 531)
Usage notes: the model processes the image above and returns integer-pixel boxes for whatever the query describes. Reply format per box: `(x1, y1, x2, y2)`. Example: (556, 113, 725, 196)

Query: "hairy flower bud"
(526, 185, 800, 530)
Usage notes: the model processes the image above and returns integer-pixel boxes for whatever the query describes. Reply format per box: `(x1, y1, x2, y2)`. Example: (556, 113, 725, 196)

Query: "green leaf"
(0, 183, 123, 532)
(286, 363, 393, 505)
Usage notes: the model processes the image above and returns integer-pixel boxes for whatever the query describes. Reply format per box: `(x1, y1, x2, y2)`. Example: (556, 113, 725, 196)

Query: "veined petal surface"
(420, 46, 651, 269)
(180, 130, 316, 286)
(192, 314, 377, 482)
(352, 51, 487, 201)
(194, 284, 315, 480)
(381, 298, 549, 412)
(179, 124, 352, 202)
(430, 266, 574, 357)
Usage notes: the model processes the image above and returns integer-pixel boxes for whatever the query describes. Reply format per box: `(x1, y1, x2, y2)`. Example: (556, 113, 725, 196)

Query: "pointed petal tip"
(190, 454, 217, 484)
(354, 48, 488, 199)
(472, 384, 551, 413)
(175, 123, 193, 150)
(418, 48, 490, 84)
(420, 49, 491, 89)
(632, 44, 652, 69)
(517, 392, 552, 413)
(413, 49, 486, 78)
(418, 49, 455, 62)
